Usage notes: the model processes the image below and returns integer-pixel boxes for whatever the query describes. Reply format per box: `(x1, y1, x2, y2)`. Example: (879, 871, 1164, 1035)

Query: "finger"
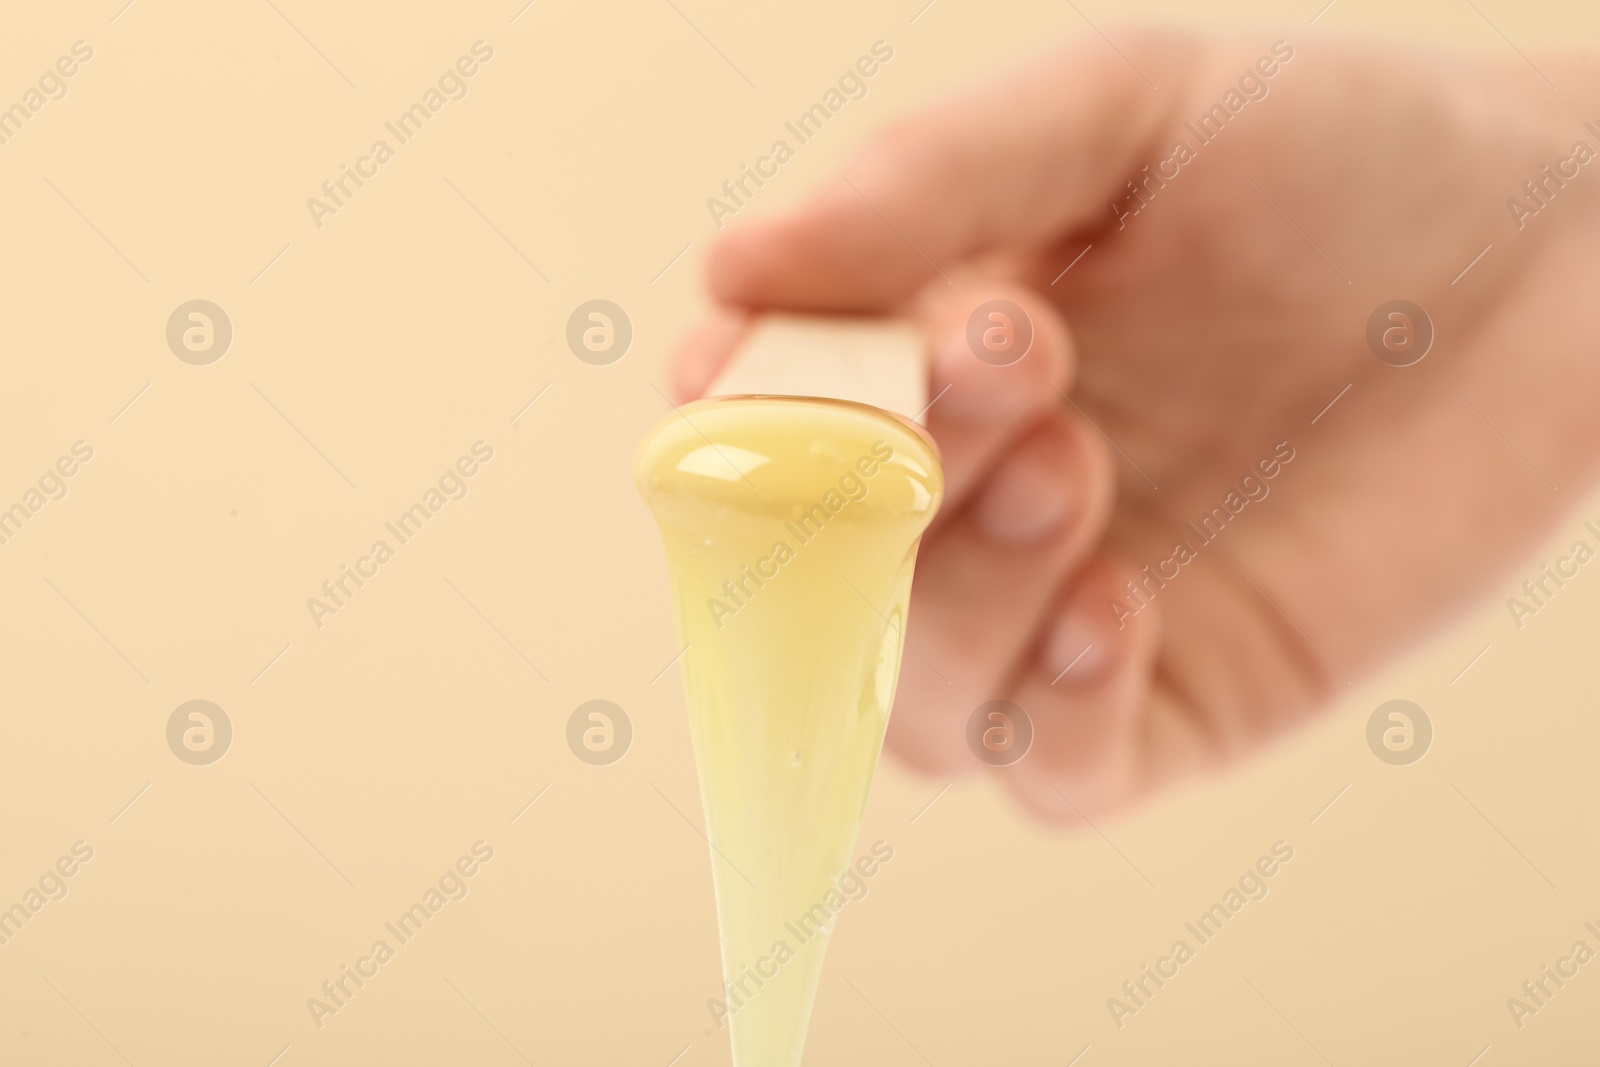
(915, 280, 1074, 528)
(996, 557, 1162, 824)
(884, 408, 1115, 776)
(667, 306, 748, 403)
(707, 34, 1181, 311)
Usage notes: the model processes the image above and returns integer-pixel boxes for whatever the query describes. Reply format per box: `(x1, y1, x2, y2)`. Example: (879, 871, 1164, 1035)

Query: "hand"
(668, 28, 1600, 822)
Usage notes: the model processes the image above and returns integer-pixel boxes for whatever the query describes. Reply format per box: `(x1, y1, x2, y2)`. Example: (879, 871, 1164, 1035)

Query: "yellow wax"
(635, 396, 943, 1067)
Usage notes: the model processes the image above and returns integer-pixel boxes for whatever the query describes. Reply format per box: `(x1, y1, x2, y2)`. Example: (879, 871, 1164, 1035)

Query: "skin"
(668, 29, 1600, 823)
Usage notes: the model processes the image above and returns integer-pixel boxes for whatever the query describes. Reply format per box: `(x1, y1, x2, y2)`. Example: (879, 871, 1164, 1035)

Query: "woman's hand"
(670, 29, 1600, 821)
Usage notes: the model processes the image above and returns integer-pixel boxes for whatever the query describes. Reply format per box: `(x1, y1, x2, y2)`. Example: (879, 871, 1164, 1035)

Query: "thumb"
(707, 32, 1182, 311)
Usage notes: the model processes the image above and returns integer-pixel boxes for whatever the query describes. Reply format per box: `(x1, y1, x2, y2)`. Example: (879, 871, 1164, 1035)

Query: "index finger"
(706, 32, 1180, 311)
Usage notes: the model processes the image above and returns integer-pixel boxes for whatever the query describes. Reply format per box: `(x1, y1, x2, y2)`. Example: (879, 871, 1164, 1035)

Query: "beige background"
(2, 0, 1597, 1064)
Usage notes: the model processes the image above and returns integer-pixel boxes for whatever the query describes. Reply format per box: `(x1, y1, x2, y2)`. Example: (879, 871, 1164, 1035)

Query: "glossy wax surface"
(635, 397, 943, 1067)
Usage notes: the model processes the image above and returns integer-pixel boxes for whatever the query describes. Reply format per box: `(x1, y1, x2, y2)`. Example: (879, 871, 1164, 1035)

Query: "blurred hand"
(668, 29, 1600, 822)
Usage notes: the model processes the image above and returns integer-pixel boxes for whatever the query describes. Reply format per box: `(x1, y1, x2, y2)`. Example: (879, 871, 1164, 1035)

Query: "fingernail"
(1043, 602, 1112, 686)
(932, 331, 1028, 422)
(977, 456, 1070, 544)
